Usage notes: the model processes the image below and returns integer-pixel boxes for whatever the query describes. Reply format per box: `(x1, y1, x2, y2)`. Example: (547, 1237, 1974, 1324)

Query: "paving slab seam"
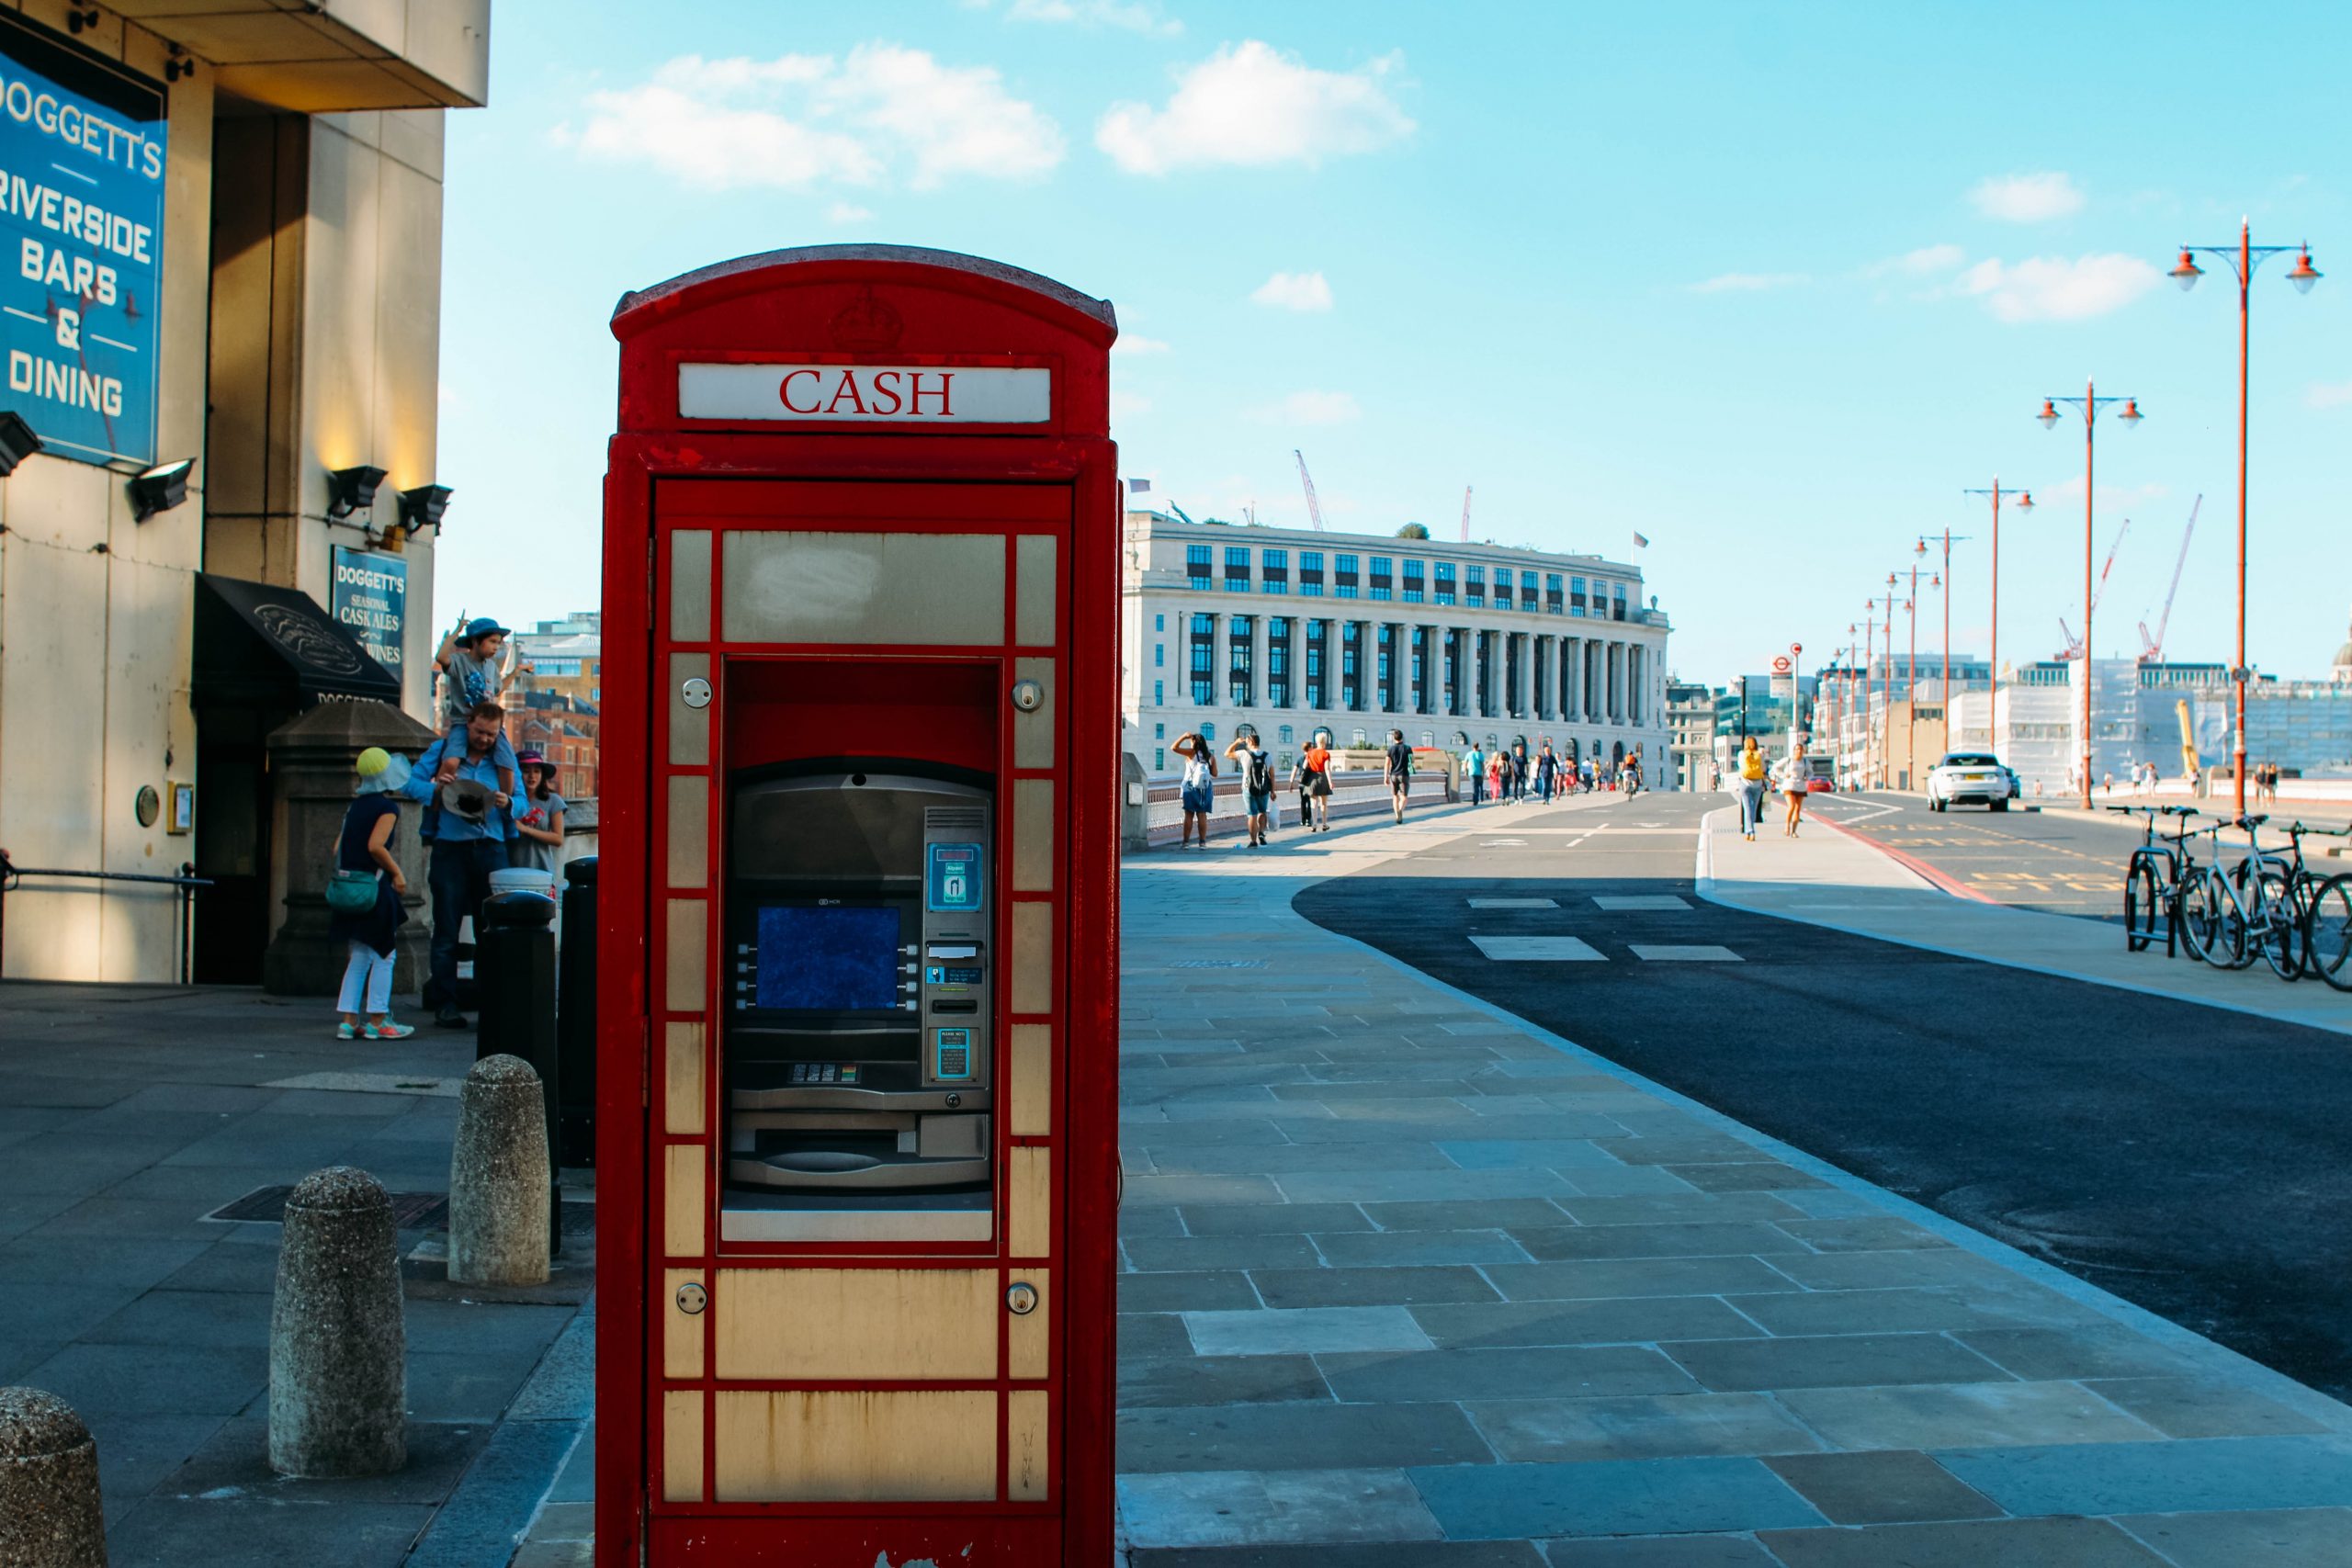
(1694, 805, 2352, 1040)
(1262, 813, 2352, 1438)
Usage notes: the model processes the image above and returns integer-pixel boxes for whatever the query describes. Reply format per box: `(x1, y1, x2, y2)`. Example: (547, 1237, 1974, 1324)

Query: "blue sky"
(435, 0, 2350, 684)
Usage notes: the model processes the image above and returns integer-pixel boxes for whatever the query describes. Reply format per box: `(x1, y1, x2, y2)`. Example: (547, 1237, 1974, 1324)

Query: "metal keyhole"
(1010, 679, 1044, 712)
(682, 676, 712, 709)
(1005, 1281, 1038, 1316)
(676, 1282, 707, 1314)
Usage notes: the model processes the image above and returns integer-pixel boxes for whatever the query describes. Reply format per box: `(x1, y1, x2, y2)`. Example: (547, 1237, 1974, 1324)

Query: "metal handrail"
(0, 851, 214, 985)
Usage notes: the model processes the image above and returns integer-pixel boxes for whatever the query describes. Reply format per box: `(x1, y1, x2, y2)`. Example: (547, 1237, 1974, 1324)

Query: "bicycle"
(2110, 805, 2202, 956)
(2197, 815, 2301, 980)
(2291, 825, 2352, 990)
(2171, 819, 2234, 967)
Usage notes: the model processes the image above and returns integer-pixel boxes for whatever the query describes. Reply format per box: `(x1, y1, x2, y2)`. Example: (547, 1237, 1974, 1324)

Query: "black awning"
(193, 572, 401, 705)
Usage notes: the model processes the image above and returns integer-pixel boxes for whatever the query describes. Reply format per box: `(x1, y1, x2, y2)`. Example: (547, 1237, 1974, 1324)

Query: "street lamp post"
(2038, 379, 2143, 810)
(1918, 531, 1972, 744)
(1888, 567, 1937, 790)
(2169, 223, 2321, 818)
(1960, 480, 2033, 748)
(1863, 594, 1899, 788)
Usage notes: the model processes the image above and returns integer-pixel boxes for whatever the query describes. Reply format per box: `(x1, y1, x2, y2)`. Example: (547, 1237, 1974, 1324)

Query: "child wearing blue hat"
(435, 612, 528, 803)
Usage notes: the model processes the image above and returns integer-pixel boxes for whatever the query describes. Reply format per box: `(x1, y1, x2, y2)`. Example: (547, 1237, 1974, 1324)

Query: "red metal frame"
(596, 246, 1119, 1566)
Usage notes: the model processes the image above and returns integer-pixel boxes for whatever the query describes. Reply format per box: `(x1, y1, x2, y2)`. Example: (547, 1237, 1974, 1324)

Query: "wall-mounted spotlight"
(129, 457, 195, 522)
(164, 45, 197, 84)
(66, 8, 101, 36)
(396, 483, 453, 536)
(0, 412, 42, 476)
(326, 464, 387, 518)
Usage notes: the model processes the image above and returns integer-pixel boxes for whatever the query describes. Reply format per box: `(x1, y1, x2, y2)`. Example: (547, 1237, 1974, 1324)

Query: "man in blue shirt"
(402, 700, 516, 1028)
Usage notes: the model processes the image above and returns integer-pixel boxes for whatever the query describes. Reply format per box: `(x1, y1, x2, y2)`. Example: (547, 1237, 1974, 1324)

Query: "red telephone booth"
(595, 245, 1120, 1565)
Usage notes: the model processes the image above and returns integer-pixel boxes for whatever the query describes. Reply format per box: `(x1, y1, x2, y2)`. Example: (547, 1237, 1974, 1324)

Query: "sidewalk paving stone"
(1464, 1391, 1821, 1465)
(1183, 1304, 1432, 1357)
(1758, 1450, 2002, 1525)
(1321, 1345, 1702, 1404)
(1249, 1265, 1498, 1309)
(1755, 1515, 2170, 1567)
(1118, 1401, 1494, 1472)
(1932, 1433, 2352, 1517)
(1408, 1455, 1826, 1539)
(2110, 1506, 2352, 1567)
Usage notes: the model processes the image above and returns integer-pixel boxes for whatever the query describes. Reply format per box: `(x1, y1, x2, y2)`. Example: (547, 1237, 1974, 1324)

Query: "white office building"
(1120, 510, 1674, 780)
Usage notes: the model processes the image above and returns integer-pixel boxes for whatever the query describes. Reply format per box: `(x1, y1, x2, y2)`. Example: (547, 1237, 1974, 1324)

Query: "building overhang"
(110, 0, 488, 111)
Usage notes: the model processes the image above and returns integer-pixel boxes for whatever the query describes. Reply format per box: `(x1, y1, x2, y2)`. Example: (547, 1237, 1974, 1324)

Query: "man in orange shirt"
(1299, 737, 1334, 832)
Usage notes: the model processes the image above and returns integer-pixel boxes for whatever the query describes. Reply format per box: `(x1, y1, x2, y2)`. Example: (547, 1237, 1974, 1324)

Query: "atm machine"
(724, 762, 996, 1233)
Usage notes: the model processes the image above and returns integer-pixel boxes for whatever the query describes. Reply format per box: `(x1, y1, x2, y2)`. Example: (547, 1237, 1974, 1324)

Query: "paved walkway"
(1115, 795, 2352, 1565)
(0, 982, 591, 1567)
(1702, 802, 2352, 1035)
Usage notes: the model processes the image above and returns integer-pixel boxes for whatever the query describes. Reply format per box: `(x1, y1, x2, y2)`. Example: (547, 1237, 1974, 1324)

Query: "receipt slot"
(596, 246, 1119, 1567)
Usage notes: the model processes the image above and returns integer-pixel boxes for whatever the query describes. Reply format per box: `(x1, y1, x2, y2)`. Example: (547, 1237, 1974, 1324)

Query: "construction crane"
(1293, 450, 1324, 532)
(2177, 698, 2202, 784)
(1166, 501, 1199, 527)
(2138, 494, 2202, 662)
(2055, 516, 2132, 659)
(1458, 486, 1473, 543)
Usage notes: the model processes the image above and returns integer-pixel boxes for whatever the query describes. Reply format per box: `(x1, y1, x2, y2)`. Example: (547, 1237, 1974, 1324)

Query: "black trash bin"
(475, 888, 561, 1252)
(556, 856, 597, 1168)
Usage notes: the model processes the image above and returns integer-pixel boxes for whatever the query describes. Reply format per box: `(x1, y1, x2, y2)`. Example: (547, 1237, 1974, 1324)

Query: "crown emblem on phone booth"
(829, 288, 904, 353)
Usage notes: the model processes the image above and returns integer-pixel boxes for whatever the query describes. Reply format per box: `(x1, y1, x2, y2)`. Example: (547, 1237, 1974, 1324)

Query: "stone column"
(261, 698, 441, 997)
(1251, 615, 1272, 718)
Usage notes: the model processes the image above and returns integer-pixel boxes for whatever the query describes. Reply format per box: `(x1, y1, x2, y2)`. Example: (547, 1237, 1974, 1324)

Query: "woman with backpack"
(1736, 736, 1769, 840)
(1227, 730, 1275, 847)
(329, 747, 415, 1041)
(1172, 731, 1217, 849)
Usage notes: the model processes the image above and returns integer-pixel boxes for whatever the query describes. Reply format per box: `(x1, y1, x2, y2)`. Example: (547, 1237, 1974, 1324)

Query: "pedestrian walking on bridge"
(1775, 750, 1807, 836)
(1736, 736, 1768, 841)
(1385, 728, 1413, 824)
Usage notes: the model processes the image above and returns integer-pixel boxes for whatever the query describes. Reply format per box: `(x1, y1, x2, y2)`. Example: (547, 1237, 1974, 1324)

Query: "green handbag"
(325, 869, 379, 913)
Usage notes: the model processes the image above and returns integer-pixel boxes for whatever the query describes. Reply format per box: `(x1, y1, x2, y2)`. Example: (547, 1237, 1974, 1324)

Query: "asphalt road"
(1809, 792, 2352, 923)
(1294, 791, 2352, 1401)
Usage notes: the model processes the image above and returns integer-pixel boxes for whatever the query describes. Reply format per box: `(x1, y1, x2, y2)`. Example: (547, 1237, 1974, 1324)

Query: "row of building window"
(1182, 545, 1630, 615)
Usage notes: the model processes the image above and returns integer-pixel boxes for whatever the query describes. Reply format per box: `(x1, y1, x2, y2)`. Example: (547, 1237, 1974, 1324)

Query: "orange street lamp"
(2169, 222, 2321, 818)
(1888, 568, 1936, 790)
(2037, 380, 2143, 810)
(1960, 481, 2032, 728)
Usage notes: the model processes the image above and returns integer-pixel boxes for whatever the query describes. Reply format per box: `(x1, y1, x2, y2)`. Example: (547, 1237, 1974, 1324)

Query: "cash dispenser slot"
(721, 761, 995, 1242)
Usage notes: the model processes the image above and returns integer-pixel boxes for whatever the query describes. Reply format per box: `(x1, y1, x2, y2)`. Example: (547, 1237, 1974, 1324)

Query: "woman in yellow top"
(1736, 736, 1769, 841)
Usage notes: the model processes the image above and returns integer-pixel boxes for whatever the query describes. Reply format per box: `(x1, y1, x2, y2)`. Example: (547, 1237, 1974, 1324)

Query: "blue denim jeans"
(424, 836, 510, 1010)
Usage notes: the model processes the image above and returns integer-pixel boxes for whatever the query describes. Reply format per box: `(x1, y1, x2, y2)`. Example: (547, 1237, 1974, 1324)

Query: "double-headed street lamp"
(1887, 567, 1935, 789)
(2037, 380, 2143, 809)
(2168, 222, 2321, 818)
(1917, 531, 1973, 734)
(1958, 481, 2033, 725)
(1862, 594, 1899, 787)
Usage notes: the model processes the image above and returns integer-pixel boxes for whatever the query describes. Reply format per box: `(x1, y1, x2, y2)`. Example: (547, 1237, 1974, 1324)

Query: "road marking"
(1469, 934, 1605, 962)
(1480, 839, 1529, 847)
(1629, 944, 1742, 962)
(1595, 895, 1691, 911)
(1468, 897, 1558, 908)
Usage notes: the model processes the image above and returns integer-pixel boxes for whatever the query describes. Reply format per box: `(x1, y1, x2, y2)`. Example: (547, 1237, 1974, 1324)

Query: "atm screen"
(753, 905, 901, 1011)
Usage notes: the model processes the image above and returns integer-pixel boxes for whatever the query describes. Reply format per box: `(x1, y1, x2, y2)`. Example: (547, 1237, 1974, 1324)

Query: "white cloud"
(1253, 389, 1360, 426)
(825, 201, 875, 223)
(1113, 333, 1170, 354)
(2308, 379, 2352, 410)
(1009, 0, 1182, 36)
(1687, 271, 1806, 294)
(1956, 254, 2159, 321)
(1250, 271, 1334, 310)
(1868, 243, 1966, 277)
(1971, 171, 2086, 222)
(1096, 40, 1413, 175)
(573, 46, 1064, 192)
(1112, 389, 1153, 417)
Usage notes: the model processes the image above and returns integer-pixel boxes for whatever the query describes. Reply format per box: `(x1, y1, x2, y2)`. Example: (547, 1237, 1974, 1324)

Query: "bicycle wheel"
(2214, 870, 2260, 970)
(2254, 870, 2301, 981)
(2173, 869, 2229, 968)
(2122, 854, 2161, 953)
(2177, 869, 2231, 965)
(2304, 874, 2352, 992)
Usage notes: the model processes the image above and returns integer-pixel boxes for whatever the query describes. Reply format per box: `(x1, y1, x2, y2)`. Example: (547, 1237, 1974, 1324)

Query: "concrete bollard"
(0, 1387, 106, 1567)
(448, 1055, 552, 1288)
(269, 1167, 406, 1478)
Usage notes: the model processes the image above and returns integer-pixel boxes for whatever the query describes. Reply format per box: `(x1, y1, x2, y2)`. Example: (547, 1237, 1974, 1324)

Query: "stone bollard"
(448, 1055, 552, 1288)
(0, 1387, 106, 1567)
(269, 1168, 406, 1478)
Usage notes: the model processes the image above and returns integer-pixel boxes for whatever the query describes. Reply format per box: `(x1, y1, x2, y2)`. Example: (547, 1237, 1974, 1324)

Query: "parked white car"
(1928, 751, 2016, 812)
